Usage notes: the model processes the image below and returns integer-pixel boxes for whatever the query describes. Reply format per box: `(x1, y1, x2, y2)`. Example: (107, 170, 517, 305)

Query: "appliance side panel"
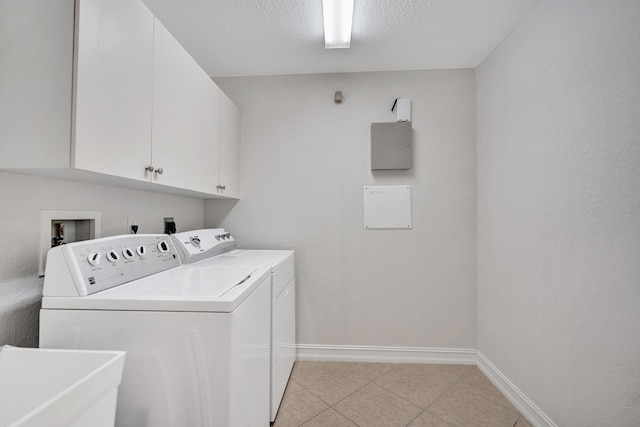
(271, 277, 296, 420)
(229, 276, 271, 426)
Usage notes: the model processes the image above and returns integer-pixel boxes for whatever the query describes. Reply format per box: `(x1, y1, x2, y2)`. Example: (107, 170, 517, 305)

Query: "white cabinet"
(0, 0, 239, 199)
(73, 0, 154, 182)
(152, 19, 220, 194)
(0, 0, 157, 184)
(0, 0, 75, 169)
(217, 92, 241, 198)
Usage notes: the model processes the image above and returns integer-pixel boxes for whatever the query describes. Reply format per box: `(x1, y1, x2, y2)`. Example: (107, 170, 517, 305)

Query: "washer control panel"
(44, 234, 181, 296)
(170, 228, 236, 264)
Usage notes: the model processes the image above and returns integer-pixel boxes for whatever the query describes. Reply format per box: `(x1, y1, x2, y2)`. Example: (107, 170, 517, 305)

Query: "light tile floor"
(273, 362, 533, 427)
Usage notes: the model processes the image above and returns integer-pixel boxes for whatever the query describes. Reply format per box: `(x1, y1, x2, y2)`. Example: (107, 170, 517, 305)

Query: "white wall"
(476, 0, 640, 425)
(0, 171, 204, 347)
(206, 71, 477, 353)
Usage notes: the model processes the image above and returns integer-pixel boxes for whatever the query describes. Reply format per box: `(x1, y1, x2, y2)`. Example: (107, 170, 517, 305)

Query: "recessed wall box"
(39, 210, 101, 276)
(371, 122, 412, 170)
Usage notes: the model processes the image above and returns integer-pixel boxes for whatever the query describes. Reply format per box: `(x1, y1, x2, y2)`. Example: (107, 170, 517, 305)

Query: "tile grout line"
(286, 362, 525, 427)
(328, 362, 418, 427)
(425, 366, 473, 412)
(338, 363, 436, 427)
(328, 406, 363, 427)
(290, 364, 374, 426)
(327, 367, 377, 427)
(286, 379, 332, 426)
(372, 374, 464, 427)
(425, 368, 522, 427)
(451, 367, 524, 414)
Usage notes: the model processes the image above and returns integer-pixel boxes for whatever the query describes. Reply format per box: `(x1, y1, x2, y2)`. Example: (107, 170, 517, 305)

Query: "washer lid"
(41, 266, 270, 312)
(193, 249, 295, 271)
(98, 265, 258, 298)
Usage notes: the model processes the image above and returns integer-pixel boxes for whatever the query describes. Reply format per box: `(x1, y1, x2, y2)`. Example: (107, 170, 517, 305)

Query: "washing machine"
(170, 229, 295, 422)
(39, 234, 271, 427)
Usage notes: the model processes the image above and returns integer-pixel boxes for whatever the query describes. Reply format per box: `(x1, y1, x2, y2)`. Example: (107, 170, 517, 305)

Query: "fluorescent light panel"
(323, 0, 354, 49)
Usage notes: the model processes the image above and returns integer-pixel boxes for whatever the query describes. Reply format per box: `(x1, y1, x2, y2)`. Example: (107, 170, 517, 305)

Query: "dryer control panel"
(43, 234, 181, 297)
(170, 229, 236, 264)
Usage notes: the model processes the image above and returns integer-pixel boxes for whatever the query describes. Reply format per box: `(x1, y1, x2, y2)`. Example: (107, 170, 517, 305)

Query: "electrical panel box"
(370, 122, 412, 170)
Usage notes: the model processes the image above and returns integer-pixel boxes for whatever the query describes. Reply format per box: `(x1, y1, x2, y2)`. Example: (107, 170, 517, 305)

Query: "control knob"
(122, 248, 134, 259)
(87, 252, 101, 266)
(106, 250, 120, 263)
(136, 245, 146, 257)
(157, 240, 170, 253)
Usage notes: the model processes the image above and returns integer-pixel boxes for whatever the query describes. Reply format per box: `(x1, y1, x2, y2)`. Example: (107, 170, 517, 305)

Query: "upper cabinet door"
(151, 19, 220, 194)
(0, 0, 75, 169)
(219, 92, 241, 198)
(73, 0, 154, 181)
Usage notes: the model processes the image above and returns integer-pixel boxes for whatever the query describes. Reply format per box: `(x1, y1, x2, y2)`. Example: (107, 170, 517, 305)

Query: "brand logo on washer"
(88, 277, 96, 285)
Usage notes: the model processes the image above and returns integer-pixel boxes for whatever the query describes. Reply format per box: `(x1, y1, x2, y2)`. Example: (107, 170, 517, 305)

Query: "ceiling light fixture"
(322, 0, 354, 49)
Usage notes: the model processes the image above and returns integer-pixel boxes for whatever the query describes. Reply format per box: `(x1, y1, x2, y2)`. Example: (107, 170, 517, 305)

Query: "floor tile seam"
(375, 367, 467, 386)
(405, 408, 458, 427)
(298, 362, 374, 389)
(423, 371, 469, 413)
(404, 407, 427, 427)
(329, 405, 362, 427)
(417, 406, 467, 427)
(330, 381, 424, 426)
(341, 366, 380, 383)
(279, 387, 328, 427)
(283, 400, 327, 427)
(430, 410, 461, 427)
(287, 378, 333, 412)
(372, 370, 463, 412)
(456, 381, 521, 413)
(424, 379, 522, 427)
(291, 368, 376, 408)
(328, 377, 374, 408)
(300, 407, 361, 427)
(341, 362, 397, 382)
(370, 363, 401, 381)
(458, 374, 522, 415)
(370, 378, 431, 411)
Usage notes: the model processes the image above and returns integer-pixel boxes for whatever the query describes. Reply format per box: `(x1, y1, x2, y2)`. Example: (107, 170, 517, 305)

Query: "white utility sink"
(0, 346, 125, 427)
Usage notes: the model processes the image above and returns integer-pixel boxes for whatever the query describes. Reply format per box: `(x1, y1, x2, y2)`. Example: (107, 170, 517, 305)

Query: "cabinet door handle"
(217, 184, 226, 190)
(155, 167, 164, 175)
(145, 165, 154, 173)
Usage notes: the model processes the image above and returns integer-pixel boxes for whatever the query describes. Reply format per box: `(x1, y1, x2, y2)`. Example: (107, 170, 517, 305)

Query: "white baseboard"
(476, 351, 556, 427)
(296, 344, 476, 364)
(295, 344, 555, 427)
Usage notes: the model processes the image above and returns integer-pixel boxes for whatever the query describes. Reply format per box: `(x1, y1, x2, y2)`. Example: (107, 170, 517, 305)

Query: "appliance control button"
(157, 240, 169, 253)
(87, 252, 101, 266)
(225, 233, 231, 239)
(215, 235, 221, 241)
(136, 245, 146, 257)
(122, 248, 134, 259)
(190, 237, 201, 247)
(106, 250, 119, 263)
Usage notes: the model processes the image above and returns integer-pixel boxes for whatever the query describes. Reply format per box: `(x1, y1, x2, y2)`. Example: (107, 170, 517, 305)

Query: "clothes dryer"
(170, 229, 295, 422)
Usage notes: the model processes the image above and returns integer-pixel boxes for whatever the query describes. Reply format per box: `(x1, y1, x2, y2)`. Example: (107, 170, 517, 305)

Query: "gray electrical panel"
(370, 122, 412, 170)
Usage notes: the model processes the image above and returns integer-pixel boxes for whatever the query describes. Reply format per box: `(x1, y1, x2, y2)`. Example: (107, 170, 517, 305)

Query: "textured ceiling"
(141, 0, 540, 77)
